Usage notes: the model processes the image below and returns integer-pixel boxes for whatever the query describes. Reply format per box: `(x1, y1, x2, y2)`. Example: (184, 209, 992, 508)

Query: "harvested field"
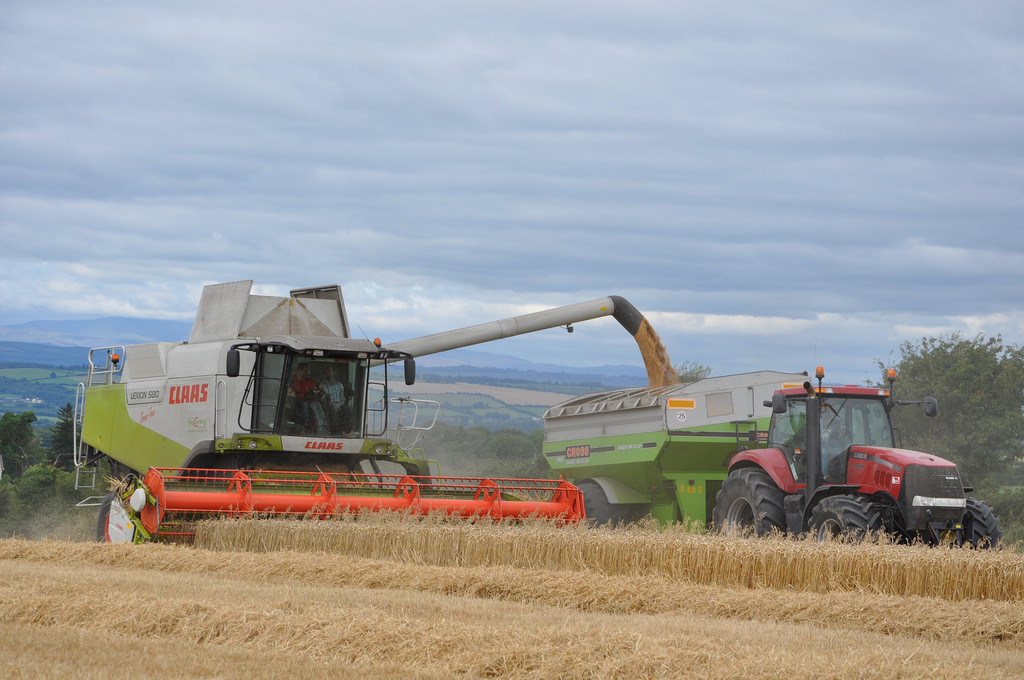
(2, 521, 1023, 679)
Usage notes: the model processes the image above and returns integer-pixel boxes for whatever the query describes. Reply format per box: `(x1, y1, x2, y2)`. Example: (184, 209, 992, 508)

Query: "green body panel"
(545, 415, 771, 526)
(81, 384, 191, 474)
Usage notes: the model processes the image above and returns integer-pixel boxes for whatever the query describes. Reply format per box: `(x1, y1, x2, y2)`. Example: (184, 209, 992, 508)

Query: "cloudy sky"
(3, 2, 1023, 385)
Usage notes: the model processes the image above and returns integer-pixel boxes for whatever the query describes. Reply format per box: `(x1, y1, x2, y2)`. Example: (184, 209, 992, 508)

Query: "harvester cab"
(717, 367, 1002, 547)
(221, 337, 420, 473)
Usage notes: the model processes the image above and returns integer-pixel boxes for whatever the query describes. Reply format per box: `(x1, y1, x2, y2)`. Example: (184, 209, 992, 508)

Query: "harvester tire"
(810, 495, 882, 543)
(964, 498, 1002, 549)
(712, 468, 785, 537)
(96, 492, 115, 543)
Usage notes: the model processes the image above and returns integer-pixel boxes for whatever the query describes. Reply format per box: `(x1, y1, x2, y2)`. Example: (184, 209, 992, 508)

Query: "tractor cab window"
(768, 395, 895, 478)
(282, 356, 366, 437)
(818, 396, 895, 482)
(820, 397, 894, 451)
(768, 404, 806, 455)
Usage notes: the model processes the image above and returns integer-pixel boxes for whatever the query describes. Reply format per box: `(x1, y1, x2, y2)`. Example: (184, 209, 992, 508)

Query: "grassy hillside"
(0, 366, 83, 422)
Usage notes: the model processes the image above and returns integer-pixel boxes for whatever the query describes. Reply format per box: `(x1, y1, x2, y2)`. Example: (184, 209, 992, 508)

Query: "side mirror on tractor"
(404, 358, 416, 386)
(924, 396, 938, 417)
(770, 393, 788, 414)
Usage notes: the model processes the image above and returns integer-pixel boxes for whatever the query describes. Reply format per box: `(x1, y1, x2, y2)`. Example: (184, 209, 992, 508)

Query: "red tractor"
(713, 368, 1002, 547)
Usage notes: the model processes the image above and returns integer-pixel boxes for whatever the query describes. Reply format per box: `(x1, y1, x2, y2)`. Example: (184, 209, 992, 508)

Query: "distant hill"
(0, 317, 192, 348)
(0, 342, 91, 368)
(0, 318, 647, 388)
(412, 349, 644, 388)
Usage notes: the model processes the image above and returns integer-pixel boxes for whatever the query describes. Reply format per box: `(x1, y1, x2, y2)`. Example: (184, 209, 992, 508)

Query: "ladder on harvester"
(73, 346, 125, 495)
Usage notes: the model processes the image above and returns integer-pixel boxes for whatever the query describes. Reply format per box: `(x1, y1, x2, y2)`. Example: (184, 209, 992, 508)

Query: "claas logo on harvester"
(168, 383, 209, 404)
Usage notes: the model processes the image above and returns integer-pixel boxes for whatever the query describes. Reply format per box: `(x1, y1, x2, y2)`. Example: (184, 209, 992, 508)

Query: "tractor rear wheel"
(964, 498, 1002, 548)
(712, 468, 785, 536)
(810, 495, 882, 542)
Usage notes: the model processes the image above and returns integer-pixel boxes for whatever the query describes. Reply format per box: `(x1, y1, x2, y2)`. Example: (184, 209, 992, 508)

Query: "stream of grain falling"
(634, 317, 679, 387)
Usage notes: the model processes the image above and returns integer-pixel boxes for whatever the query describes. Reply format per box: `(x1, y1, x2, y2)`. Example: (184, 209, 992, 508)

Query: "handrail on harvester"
(139, 467, 586, 540)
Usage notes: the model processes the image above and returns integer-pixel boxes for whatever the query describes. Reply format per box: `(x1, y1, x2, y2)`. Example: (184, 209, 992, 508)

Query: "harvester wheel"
(96, 492, 115, 543)
(964, 498, 1002, 549)
(712, 468, 785, 537)
(810, 495, 882, 543)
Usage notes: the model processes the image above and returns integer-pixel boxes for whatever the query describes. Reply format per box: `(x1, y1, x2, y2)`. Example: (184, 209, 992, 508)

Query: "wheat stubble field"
(2, 518, 1023, 679)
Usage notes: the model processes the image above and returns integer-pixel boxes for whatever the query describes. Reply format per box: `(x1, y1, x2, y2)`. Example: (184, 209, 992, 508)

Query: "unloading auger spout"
(385, 296, 644, 358)
(384, 295, 676, 387)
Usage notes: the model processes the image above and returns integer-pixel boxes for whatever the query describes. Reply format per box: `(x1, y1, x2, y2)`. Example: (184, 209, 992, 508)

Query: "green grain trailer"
(542, 371, 808, 525)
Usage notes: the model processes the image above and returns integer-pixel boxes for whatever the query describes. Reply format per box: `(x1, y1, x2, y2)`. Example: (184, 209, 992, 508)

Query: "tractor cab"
(767, 384, 899, 486)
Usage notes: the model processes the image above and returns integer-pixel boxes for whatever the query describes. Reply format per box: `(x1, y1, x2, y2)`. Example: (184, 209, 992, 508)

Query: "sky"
(2, 1, 1024, 385)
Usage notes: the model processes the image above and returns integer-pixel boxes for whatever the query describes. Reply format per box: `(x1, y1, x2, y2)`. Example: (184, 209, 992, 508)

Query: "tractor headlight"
(911, 496, 966, 508)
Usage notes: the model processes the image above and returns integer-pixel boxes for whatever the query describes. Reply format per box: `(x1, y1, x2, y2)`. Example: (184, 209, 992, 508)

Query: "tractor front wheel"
(810, 495, 882, 542)
(712, 468, 785, 536)
(964, 498, 1002, 549)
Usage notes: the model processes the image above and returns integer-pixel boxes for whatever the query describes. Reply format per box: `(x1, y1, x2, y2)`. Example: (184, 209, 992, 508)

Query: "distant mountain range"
(0, 317, 193, 348)
(0, 317, 646, 386)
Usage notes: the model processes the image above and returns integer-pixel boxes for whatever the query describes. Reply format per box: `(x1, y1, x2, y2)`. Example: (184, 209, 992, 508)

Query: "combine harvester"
(75, 280, 661, 543)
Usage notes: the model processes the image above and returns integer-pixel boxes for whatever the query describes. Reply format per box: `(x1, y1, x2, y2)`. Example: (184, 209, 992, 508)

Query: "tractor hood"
(848, 446, 958, 471)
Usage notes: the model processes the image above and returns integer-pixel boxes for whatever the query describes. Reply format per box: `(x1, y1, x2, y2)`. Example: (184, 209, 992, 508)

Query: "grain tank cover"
(188, 280, 350, 343)
(543, 371, 808, 442)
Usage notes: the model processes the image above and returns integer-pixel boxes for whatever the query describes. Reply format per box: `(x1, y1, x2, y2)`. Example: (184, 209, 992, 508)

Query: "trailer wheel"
(964, 498, 1002, 549)
(712, 468, 785, 536)
(810, 495, 881, 542)
(96, 492, 115, 542)
(577, 480, 637, 526)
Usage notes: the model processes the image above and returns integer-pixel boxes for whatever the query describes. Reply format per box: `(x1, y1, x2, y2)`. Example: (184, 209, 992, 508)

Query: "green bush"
(988, 486, 1024, 526)
(0, 463, 95, 540)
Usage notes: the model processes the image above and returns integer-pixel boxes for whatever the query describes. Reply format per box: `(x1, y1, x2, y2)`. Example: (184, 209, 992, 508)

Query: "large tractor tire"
(964, 497, 1002, 549)
(712, 467, 785, 536)
(810, 494, 882, 542)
